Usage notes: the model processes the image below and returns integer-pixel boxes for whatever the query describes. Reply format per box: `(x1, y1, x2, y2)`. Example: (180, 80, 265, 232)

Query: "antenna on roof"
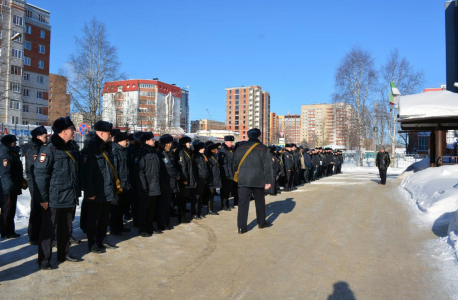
(153, 78, 158, 80)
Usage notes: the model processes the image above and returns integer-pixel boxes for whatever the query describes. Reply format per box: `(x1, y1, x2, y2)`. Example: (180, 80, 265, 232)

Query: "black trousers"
(220, 179, 232, 209)
(86, 201, 110, 249)
(322, 166, 328, 177)
(110, 191, 129, 233)
(80, 199, 88, 233)
(38, 207, 74, 265)
(286, 171, 295, 190)
(0, 194, 18, 236)
(379, 168, 387, 184)
(205, 187, 217, 213)
(303, 169, 309, 183)
(231, 180, 239, 206)
(28, 195, 43, 243)
(157, 193, 172, 227)
(191, 179, 205, 216)
(294, 169, 302, 185)
(138, 195, 157, 233)
(237, 187, 266, 230)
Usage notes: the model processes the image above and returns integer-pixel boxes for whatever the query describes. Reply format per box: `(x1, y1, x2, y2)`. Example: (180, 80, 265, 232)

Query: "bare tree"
(378, 48, 424, 165)
(61, 17, 126, 126)
(333, 47, 378, 166)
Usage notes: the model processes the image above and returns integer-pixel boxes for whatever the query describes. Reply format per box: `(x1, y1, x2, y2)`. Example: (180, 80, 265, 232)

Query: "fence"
(342, 152, 428, 168)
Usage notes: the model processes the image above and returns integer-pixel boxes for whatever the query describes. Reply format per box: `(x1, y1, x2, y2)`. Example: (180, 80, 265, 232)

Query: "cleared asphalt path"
(0, 169, 452, 299)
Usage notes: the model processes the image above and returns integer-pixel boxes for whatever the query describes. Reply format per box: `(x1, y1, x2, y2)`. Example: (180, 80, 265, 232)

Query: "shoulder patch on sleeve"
(163, 157, 169, 164)
(179, 156, 183, 161)
(83, 155, 88, 164)
(33, 155, 37, 161)
(3, 159, 8, 167)
(39, 153, 47, 163)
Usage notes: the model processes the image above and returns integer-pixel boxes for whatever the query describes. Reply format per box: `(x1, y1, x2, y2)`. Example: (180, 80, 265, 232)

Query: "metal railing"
(342, 152, 428, 168)
(438, 156, 458, 166)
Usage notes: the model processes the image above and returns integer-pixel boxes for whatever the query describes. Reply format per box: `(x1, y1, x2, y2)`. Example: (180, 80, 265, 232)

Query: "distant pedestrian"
(376, 148, 390, 185)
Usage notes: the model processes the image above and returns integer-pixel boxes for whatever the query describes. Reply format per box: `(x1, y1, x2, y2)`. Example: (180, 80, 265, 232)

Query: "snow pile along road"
(401, 165, 458, 257)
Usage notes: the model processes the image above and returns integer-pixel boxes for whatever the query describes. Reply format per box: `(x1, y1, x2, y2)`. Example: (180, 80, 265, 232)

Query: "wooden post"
(430, 130, 436, 167)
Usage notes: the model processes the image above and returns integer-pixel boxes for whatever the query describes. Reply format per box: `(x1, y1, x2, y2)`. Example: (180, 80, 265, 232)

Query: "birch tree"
(333, 47, 377, 166)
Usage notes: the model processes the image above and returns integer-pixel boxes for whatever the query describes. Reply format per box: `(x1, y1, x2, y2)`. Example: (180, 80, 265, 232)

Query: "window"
(229, 96, 231, 99)
(13, 15, 24, 26)
(418, 137, 428, 151)
(37, 75, 44, 84)
(10, 81, 20, 93)
(24, 41, 31, 50)
(39, 30, 45, 38)
(38, 14, 46, 23)
(37, 91, 43, 99)
(11, 48, 23, 58)
(235, 89, 239, 94)
(9, 100, 20, 109)
(25, 25, 31, 34)
(11, 116, 19, 124)
(12, 31, 22, 42)
(36, 122, 42, 126)
(38, 60, 44, 69)
(23, 105, 28, 112)
(24, 57, 30, 66)
(26, 10, 33, 18)
(37, 107, 43, 114)
(23, 72, 29, 81)
(22, 120, 28, 125)
(235, 101, 239, 104)
(23, 88, 29, 96)
(235, 95, 239, 100)
(11, 65, 22, 75)
(38, 45, 45, 54)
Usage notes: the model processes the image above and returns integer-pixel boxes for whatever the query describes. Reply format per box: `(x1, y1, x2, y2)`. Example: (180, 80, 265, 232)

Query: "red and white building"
(102, 79, 185, 132)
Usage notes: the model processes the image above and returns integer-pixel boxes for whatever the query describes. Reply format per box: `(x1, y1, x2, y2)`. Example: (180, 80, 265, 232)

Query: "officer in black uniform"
(0, 134, 24, 239)
(157, 134, 180, 231)
(81, 121, 118, 253)
(233, 128, 273, 234)
(282, 144, 295, 192)
(205, 142, 221, 215)
(176, 136, 195, 223)
(268, 145, 281, 195)
(133, 132, 161, 237)
(110, 131, 132, 235)
(23, 126, 47, 244)
(218, 135, 234, 211)
(191, 142, 208, 219)
(34, 117, 82, 269)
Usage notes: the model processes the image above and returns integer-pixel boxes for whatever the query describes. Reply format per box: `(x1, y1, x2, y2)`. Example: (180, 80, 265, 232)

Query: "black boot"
(208, 201, 219, 215)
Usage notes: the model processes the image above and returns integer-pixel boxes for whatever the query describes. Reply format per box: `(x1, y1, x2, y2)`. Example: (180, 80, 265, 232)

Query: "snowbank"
(397, 157, 431, 180)
(400, 165, 458, 258)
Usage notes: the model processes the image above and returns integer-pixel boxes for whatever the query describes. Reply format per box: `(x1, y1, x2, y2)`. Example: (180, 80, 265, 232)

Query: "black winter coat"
(80, 134, 117, 203)
(303, 153, 312, 169)
(270, 152, 281, 178)
(218, 143, 234, 180)
(24, 138, 45, 199)
(283, 150, 295, 171)
(112, 142, 132, 191)
(176, 146, 196, 189)
(0, 144, 23, 195)
(376, 152, 391, 169)
(34, 134, 81, 208)
(158, 149, 180, 194)
(206, 153, 222, 188)
(232, 139, 273, 188)
(193, 152, 209, 181)
(133, 144, 161, 196)
(338, 154, 344, 164)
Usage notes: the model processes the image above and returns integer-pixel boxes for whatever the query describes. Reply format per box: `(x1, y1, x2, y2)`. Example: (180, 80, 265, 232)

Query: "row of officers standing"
(0, 116, 344, 270)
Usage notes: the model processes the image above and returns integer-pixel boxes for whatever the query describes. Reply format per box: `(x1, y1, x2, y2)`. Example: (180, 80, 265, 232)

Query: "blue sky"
(33, 0, 446, 123)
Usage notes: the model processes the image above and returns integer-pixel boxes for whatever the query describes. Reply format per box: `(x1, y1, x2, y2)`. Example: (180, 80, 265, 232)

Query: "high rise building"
(300, 102, 352, 147)
(102, 79, 183, 131)
(276, 114, 301, 145)
(225, 85, 270, 143)
(180, 88, 189, 132)
(0, 1, 51, 125)
(48, 73, 70, 124)
(269, 112, 277, 144)
(191, 119, 226, 132)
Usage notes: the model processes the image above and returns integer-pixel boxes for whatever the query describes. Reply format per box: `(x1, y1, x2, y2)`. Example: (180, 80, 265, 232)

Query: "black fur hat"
(193, 142, 205, 152)
(128, 134, 134, 141)
(159, 134, 174, 145)
(140, 132, 154, 143)
(31, 125, 47, 138)
(114, 132, 128, 143)
(133, 131, 144, 142)
(206, 141, 218, 151)
(285, 144, 292, 148)
(247, 128, 261, 139)
(111, 128, 121, 137)
(269, 145, 277, 153)
(52, 117, 75, 134)
(224, 135, 235, 141)
(94, 121, 113, 132)
(179, 136, 192, 145)
(1, 134, 17, 146)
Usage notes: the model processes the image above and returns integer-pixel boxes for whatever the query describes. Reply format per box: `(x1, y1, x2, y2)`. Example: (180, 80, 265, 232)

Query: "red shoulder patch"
(2, 159, 8, 167)
(39, 153, 47, 163)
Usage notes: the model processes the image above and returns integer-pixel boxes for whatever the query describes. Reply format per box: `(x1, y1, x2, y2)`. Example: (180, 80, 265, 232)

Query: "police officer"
(81, 121, 118, 253)
(205, 142, 221, 215)
(191, 142, 208, 219)
(176, 136, 195, 223)
(233, 128, 273, 234)
(282, 144, 295, 192)
(376, 148, 390, 185)
(23, 126, 47, 244)
(268, 145, 281, 195)
(218, 135, 234, 211)
(110, 131, 132, 235)
(157, 134, 180, 230)
(34, 117, 82, 269)
(0, 134, 24, 239)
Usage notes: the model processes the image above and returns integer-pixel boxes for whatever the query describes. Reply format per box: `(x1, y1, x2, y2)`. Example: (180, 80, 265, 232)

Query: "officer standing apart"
(0, 134, 25, 239)
(233, 128, 273, 234)
(24, 126, 47, 245)
(376, 148, 391, 185)
(81, 121, 118, 253)
(34, 117, 82, 270)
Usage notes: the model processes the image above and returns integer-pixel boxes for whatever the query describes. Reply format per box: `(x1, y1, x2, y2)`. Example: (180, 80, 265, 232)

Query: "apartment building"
(102, 79, 183, 131)
(276, 114, 301, 145)
(191, 119, 226, 132)
(47, 73, 70, 124)
(225, 85, 270, 143)
(0, 1, 51, 126)
(180, 88, 189, 132)
(269, 112, 277, 144)
(300, 102, 352, 147)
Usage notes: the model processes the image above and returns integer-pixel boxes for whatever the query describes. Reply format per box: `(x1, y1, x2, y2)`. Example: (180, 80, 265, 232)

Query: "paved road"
(0, 169, 452, 299)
